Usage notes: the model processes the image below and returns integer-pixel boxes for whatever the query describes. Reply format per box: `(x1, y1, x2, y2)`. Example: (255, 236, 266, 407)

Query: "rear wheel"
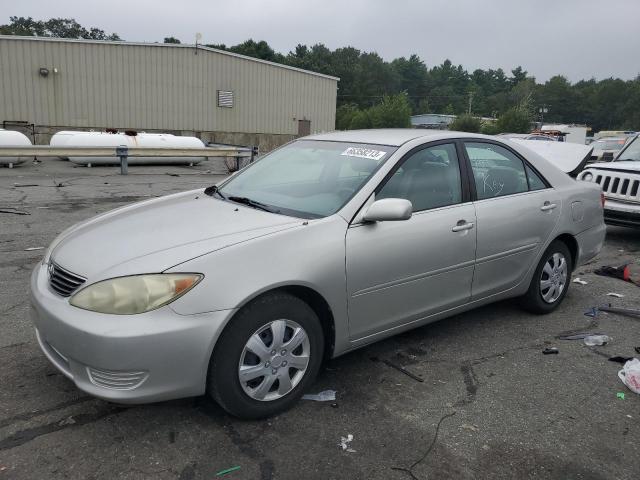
(208, 292, 324, 419)
(520, 240, 572, 314)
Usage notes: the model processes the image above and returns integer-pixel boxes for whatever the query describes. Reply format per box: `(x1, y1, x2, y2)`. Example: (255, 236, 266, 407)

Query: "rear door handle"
(540, 202, 557, 211)
(452, 221, 474, 232)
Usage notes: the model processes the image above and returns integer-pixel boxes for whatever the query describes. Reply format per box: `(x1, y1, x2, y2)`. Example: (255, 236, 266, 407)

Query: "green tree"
(496, 107, 532, 133)
(163, 36, 181, 44)
(336, 104, 360, 130)
(368, 93, 412, 128)
(449, 114, 482, 133)
(0, 16, 120, 40)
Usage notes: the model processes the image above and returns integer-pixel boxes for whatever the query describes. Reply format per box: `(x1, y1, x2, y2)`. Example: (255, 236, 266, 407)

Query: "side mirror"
(362, 198, 412, 222)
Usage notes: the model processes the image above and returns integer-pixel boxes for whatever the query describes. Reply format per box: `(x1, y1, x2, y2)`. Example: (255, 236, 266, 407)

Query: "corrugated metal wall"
(0, 37, 338, 135)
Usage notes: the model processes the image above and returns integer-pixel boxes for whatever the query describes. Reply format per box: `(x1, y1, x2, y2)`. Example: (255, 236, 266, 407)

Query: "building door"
(298, 119, 311, 137)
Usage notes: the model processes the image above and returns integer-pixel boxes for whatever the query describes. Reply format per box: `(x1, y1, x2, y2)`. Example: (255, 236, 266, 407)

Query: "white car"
(577, 134, 640, 227)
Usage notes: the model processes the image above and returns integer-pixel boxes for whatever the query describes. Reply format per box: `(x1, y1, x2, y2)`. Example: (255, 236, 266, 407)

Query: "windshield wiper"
(228, 196, 280, 214)
(204, 185, 226, 199)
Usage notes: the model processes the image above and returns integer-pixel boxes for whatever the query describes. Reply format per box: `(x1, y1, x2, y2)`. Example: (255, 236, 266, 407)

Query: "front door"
(463, 141, 561, 298)
(345, 142, 477, 341)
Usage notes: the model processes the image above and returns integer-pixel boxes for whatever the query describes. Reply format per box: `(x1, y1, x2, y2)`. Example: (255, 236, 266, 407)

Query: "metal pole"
(116, 145, 129, 175)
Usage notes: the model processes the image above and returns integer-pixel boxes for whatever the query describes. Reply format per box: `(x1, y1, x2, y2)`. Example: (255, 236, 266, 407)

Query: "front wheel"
(520, 240, 572, 314)
(208, 292, 324, 419)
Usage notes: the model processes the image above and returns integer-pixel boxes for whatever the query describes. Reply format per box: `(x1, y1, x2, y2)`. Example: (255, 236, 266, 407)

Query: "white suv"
(577, 134, 640, 227)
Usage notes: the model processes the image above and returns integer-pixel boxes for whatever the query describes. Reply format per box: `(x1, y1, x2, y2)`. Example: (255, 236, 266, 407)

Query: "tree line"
(3, 17, 639, 133)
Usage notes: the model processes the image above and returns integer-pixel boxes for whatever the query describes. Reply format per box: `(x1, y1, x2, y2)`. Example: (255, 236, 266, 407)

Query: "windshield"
(616, 136, 640, 162)
(218, 140, 396, 218)
(593, 138, 627, 151)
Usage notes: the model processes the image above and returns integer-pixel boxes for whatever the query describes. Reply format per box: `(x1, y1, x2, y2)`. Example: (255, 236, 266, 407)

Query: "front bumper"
(30, 262, 235, 404)
(603, 200, 640, 228)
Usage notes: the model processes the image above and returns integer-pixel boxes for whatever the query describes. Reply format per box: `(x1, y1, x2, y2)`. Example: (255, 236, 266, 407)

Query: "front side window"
(218, 140, 395, 218)
(465, 142, 529, 200)
(377, 143, 462, 212)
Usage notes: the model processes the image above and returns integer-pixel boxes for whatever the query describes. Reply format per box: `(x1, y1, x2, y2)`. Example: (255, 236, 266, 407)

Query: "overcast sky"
(3, 0, 639, 82)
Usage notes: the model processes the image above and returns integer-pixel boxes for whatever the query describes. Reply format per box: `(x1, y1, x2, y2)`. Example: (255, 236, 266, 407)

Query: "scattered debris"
(573, 278, 587, 285)
(607, 292, 624, 298)
(542, 347, 559, 355)
(595, 264, 639, 286)
(166, 173, 180, 177)
(618, 358, 640, 394)
(583, 335, 610, 346)
(215, 466, 241, 477)
(13, 183, 39, 187)
(584, 307, 599, 318)
(392, 411, 456, 479)
(599, 305, 640, 318)
(339, 434, 356, 453)
(331, 403, 339, 408)
(558, 333, 602, 341)
(302, 390, 336, 402)
(460, 423, 479, 432)
(617, 392, 626, 400)
(636, 347, 640, 355)
(382, 359, 424, 383)
(609, 356, 634, 364)
(58, 416, 76, 426)
(24, 247, 44, 251)
(0, 208, 30, 215)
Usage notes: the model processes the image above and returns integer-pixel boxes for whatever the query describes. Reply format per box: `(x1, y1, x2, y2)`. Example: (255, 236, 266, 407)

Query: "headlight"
(581, 171, 594, 181)
(69, 274, 203, 315)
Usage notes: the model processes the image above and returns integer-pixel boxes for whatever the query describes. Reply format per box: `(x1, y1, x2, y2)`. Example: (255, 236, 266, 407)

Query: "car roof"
(305, 129, 484, 147)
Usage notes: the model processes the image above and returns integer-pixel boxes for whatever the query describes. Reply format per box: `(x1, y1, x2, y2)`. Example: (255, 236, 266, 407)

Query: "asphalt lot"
(1, 158, 639, 480)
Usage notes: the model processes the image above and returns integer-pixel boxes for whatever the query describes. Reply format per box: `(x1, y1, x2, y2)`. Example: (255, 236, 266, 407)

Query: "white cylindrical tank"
(66, 132, 205, 165)
(0, 129, 32, 167)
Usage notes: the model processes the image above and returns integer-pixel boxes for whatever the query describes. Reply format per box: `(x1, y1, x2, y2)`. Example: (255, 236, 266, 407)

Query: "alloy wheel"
(238, 319, 310, 402)
(540, 252, 568, 304)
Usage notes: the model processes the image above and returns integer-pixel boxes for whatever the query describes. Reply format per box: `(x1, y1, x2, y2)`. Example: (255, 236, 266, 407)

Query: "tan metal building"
(0, 36, 338, 150)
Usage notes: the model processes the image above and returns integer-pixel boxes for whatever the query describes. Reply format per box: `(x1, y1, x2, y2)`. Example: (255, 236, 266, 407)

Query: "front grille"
(578, 169, 640, 204)
(87, 367, 148, 390)
(48, 262, 86, 297)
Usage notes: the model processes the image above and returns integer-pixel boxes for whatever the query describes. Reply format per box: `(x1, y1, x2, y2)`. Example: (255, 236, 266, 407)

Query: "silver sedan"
(31, 129, 606, 418)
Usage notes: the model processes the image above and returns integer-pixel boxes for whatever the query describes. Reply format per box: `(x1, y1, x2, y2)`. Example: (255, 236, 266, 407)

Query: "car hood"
(585, 161, 640, 173)
(50, 190, 301, 279)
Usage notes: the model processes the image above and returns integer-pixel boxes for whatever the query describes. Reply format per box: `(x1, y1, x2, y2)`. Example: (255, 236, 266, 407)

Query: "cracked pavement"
(1, 159, 639, 479)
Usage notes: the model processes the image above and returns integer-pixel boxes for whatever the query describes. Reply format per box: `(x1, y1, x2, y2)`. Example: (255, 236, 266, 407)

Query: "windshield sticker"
(341, 147, 386, 161)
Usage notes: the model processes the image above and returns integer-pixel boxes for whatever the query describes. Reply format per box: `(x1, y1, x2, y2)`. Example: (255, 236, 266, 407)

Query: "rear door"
(345, 142, 477, 340)
(463, 141, 561, 299)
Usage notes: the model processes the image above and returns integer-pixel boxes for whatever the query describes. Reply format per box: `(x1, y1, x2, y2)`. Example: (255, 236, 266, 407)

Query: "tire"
(208, 292, 324, 419)
(520, 240, 573, 314)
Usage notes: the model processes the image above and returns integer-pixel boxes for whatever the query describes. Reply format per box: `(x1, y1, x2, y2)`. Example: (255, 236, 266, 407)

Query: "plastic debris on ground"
(594, 263, 639, 287)
(617, 392, 626, 400)
(24, 247, 44, 251)
(607, 292, 624, 298)
(609, 356, 634, 364)
(584, 307, 599, 318)
(573, 278, 587, 285)
(215, 466, 241, 477)
(558, 333, 603, 341)
(583, 335, 610, 346)
(542, 347, 559, 355)
(302, 390, 336, 402)
(618, 358, 640, 394)
(339, 434, 356, 453)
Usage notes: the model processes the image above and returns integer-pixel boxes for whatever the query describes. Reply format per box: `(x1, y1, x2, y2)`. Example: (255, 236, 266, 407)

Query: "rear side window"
(465, 142, 536, 200)
(526, 165, 547, 191)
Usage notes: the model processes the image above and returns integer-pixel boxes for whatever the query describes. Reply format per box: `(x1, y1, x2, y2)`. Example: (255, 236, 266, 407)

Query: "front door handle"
(452, 220, 474, 232)
(540, 201, 557, 211)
